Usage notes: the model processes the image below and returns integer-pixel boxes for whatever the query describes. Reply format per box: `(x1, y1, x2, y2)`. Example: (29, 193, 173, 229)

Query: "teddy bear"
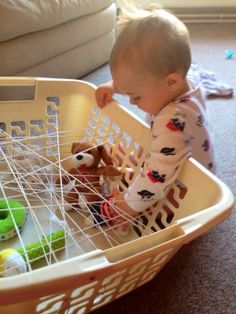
(56, 141, 122, 208)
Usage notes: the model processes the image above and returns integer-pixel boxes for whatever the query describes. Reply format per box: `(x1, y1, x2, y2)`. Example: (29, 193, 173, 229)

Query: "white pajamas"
(124, 82, 216, 212)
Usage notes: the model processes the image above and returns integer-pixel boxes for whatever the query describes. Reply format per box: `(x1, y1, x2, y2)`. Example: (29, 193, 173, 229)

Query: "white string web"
(0, 120, 156, 277)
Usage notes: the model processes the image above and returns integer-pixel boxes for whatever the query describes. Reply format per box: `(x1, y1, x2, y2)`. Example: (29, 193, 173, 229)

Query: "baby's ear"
(99, 145, 114, 165)
(166, 72, 182, 88)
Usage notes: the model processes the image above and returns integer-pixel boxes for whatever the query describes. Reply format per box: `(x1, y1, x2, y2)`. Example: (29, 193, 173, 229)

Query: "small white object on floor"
(188, 63, 233, 97)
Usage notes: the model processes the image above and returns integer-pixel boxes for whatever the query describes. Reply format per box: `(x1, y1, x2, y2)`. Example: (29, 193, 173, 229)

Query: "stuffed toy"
(56, 141, 122, 206)
(57, 141, 133, 236)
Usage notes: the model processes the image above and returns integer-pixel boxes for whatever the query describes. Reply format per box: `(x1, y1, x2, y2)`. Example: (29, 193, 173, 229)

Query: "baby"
(95, 3, 215, 232)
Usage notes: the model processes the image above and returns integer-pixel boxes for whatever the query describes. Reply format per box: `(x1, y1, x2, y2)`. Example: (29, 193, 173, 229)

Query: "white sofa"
(0, 0, 116, 79)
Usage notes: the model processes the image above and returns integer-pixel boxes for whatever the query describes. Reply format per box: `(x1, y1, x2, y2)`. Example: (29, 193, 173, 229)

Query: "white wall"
(117, 0, 236, 8)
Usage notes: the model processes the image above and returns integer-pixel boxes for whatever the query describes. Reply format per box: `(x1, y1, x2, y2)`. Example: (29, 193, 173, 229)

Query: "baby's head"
(110, 3, 192, 114)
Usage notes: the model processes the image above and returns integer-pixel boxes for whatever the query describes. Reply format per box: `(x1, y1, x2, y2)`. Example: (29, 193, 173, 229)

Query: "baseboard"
(172, 8, 236, 23)
(117, 6, 236, 23)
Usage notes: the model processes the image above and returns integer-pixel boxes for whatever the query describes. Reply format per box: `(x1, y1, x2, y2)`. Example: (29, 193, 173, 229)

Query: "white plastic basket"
(0, 77, 234, 314)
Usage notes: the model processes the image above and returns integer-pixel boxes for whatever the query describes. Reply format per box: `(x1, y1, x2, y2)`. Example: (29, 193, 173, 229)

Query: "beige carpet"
(82, 23, 236, 314)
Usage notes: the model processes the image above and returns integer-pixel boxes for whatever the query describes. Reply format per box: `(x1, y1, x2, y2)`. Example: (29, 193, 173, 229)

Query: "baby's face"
(112, 66, 172, 115)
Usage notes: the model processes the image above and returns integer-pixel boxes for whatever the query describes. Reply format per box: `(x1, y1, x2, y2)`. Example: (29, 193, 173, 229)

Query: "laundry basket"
(0, 77, 234, 314)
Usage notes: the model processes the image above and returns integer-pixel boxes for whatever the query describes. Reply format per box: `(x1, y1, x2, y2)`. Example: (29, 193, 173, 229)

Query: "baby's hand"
(95, 81, 114, 108)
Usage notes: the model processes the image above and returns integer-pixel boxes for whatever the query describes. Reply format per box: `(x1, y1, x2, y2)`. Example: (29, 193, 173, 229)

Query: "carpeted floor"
(82, 23, 236, 314)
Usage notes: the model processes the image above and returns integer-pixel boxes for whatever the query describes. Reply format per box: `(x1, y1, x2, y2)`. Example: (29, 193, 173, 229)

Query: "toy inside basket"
(0, 78, 233, 279)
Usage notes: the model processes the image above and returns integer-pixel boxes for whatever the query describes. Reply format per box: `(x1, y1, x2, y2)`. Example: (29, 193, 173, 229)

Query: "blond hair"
(110, 2, 191, 78)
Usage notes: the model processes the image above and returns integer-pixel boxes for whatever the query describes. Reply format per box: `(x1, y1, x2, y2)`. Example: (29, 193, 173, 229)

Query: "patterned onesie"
(124, 81, 216, 212)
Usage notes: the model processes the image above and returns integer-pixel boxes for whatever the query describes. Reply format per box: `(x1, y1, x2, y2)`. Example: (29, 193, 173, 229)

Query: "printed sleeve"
(124, 109, 192, 212)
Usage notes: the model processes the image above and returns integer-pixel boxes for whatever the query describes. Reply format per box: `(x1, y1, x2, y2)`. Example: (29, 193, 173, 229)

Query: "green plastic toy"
(0, 198, 27, 241)
(0, 229, 65, 277)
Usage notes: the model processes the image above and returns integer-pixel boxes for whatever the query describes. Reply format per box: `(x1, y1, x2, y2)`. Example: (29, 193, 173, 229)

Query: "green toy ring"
(0, 199, 27, 241)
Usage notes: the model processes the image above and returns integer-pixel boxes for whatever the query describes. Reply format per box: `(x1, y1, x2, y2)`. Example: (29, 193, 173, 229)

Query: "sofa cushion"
(0, 3, 116, 76)
(0, 0, 114, 42)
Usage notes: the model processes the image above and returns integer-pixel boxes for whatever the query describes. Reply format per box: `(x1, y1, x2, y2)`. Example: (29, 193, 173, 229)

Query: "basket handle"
(104, 224, 185, 264)
(0, 77, 36, 86)
(178, 180, 234, 244)
(0, 77, 36, 101)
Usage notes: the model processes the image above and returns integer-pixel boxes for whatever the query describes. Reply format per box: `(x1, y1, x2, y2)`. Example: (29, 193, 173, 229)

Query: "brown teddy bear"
(56, 141, 121, 206)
